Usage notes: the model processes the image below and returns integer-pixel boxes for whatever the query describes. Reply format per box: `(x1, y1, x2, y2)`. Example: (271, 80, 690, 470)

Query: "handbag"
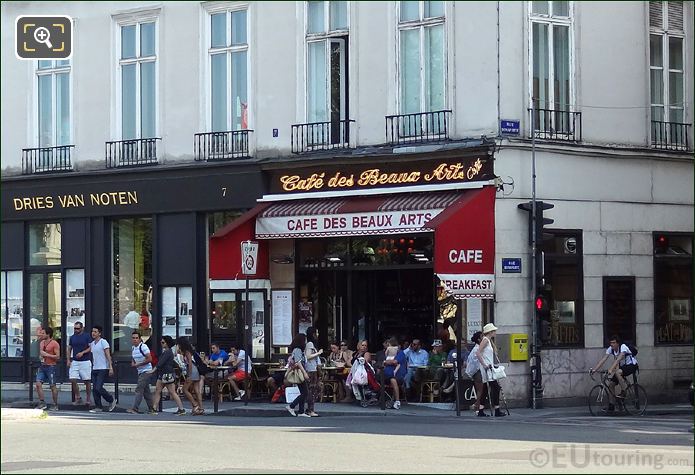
(490, 365, 506, 380)
(161, 372, 176, 384)
(285, 367, 306, 384)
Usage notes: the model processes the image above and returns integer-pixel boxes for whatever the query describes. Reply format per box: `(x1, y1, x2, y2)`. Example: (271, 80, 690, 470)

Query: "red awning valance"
(255, 191, 464, 238)
(427, 186, 496, 299)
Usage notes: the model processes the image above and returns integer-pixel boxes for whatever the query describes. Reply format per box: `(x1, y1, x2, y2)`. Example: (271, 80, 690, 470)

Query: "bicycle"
(588, 370, 648, 416)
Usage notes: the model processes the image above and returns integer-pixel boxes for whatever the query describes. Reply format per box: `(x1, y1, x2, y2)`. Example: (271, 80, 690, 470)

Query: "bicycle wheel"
(623, 384, 647, 416)
(588, 385, 610, 416)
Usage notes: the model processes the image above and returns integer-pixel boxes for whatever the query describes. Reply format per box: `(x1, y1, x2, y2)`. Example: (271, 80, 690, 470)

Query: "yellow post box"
(510, 333, 529, 361)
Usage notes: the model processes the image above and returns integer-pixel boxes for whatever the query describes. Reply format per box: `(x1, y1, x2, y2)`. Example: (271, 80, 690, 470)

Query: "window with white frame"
(209, 8, 248, 132)
(36, 60, 71, 148)
(398, 1, 445, 116)
(529, 1, 572, 130)
(119, 21, 157, 140)
(649, 1, 686, 146)
(306, 1, 348, 125)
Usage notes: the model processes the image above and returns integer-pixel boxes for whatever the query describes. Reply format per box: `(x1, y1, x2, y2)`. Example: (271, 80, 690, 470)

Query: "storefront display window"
(654, 233, 693, 345)
(66, 269, 86, 340)
(162, 286, 193, 339)
(541, 231, 583, 347)
(28, 223, 61, 266)
(297, 234, 433, 269)
(1, 271, 23, 358)
(112, 217, 153, 355)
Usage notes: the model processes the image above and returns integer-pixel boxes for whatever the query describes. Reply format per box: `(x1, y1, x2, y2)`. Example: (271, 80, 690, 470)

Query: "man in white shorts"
(67, 321, 93, 407)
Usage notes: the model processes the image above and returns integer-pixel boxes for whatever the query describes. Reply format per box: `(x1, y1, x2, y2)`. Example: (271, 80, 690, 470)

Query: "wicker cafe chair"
(420, 379, 441, 403)
(251, 365, 270, 397)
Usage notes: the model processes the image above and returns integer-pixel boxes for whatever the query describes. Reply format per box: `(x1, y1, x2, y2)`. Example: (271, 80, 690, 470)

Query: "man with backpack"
(590, 335, 638, 412)
(127, 331, 155, 414)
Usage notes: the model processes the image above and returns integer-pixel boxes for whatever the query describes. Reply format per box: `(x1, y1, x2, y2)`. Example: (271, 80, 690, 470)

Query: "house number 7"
(221, 187, 227, 197)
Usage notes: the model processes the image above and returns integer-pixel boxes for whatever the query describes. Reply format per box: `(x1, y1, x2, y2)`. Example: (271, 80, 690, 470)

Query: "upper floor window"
(119, 20, 157, 140)
(398, 1, 445, 115)
(306, 1, 349, 124)
(36, 60, 71, 148)
(529, 1, 572, 113)
(649, 1, 686, 145)
(209, 8, 248, 132)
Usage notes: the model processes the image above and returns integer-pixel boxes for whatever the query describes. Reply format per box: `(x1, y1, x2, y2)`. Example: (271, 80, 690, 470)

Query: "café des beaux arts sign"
(267, 155, 494, 196)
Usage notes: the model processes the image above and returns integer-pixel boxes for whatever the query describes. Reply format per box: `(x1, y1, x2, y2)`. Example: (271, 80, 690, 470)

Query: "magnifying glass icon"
(33, 27, 53, 49)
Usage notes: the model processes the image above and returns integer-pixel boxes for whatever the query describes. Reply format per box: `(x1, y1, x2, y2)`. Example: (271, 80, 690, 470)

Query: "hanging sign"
(241, 241, 259, 275)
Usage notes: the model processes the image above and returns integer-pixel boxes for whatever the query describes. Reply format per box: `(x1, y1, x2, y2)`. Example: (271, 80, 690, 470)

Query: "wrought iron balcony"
(385, 110, 451, 146)
(529, 108, 582, 142)
(194, 130, 253, 161)
(105, 138, 161, 168)
(651, 121, 691, 151)
(22, 145, 74, 174)
(291, 119, 354, 154)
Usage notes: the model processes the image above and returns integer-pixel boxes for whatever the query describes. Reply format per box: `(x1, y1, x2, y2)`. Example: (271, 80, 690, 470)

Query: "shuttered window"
(649, 1, 686, 146)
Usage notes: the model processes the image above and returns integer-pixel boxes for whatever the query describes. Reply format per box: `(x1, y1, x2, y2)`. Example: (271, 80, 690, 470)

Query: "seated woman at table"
(383, 338, 406, 409)
(329, 341, 353, 367)
(351, 340, 369, 365)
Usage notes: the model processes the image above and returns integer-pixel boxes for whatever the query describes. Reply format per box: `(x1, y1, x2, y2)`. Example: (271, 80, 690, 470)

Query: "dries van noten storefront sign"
(1, 169, 264, 220)
(268, 155, 494, 195)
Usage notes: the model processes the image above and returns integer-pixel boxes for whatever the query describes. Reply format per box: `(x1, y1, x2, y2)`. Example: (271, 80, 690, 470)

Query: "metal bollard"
(213, 368, 219, 413)
(114, 361, 119, 404)
(28, 362, 35, 402)
(379, 365, 385, 411)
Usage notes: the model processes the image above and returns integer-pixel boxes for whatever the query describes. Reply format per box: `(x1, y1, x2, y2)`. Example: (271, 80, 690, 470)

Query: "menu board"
(271, 290, 293, 346)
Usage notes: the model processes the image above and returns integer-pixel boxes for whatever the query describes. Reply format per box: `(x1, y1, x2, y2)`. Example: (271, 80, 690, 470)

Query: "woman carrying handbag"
(285, 334, 311, 417)
(476, 323, 506, 417)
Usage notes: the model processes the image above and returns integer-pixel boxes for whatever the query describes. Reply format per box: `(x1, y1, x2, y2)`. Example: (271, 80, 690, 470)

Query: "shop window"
(297, 235, 433, 269)
(162, 286, 193, 339)
(654, 233, 693, 345)
(112, 218, 153, 355)
(208, 210, 244, 236)
(28, 223, 61, 266)
(1, 271, 23, 358)
(65, 269, 86, 340)
(540, 231, 583, 347)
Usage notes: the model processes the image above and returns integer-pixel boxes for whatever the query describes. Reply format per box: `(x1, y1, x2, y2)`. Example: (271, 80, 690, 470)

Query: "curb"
(1, 408, 46, 420)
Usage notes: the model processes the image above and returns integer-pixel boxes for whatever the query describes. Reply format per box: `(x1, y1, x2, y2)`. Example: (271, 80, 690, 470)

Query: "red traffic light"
(535, 296, 544, 310)
(656, 235, 668, 246)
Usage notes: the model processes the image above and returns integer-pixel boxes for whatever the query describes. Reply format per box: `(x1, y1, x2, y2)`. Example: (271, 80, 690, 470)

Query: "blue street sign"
(500, 119, 520, 136)
(502, 258, 522, 273)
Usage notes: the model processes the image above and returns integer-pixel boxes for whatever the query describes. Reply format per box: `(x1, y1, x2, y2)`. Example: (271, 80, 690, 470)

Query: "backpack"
(625, 343, 638, 357)
(138, 344, 158, 367)
(192, 351, 210, 375)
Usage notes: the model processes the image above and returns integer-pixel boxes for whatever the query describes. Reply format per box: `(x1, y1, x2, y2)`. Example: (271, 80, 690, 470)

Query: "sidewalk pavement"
(2, 387, 692, 418)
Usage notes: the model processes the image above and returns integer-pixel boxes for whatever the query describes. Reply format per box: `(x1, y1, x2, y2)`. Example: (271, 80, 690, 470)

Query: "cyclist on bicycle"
(589, 335, 638, 411)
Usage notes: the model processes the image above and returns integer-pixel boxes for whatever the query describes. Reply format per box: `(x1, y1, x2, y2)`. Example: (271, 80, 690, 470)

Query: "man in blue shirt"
(67, 321, 93, 407)
(404, 339, 429, 392)
(207, 343, 228, 366)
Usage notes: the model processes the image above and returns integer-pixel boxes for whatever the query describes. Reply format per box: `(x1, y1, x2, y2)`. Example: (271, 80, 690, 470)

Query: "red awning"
(255, 191, 463, 238)
(209, 203, 270, 280)
(427, 186, 496, 299)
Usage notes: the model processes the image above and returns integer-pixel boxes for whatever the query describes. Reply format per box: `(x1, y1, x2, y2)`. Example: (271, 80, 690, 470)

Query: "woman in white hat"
(476, 323, 505, 417)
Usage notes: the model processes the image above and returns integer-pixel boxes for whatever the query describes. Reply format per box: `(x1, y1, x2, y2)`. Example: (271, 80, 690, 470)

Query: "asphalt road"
(1, 410, 693, 473)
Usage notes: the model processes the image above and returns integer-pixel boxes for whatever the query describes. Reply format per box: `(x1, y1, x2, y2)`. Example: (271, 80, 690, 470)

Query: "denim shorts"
(36, 365, 57, 386)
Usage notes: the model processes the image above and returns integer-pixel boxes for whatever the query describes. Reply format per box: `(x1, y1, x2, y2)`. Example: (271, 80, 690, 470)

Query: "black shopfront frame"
(1, 162, 264, 382)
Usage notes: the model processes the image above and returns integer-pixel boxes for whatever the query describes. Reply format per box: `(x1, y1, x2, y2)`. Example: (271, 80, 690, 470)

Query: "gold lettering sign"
(279, 160, 486, 193)
(12, 191, 138, 212)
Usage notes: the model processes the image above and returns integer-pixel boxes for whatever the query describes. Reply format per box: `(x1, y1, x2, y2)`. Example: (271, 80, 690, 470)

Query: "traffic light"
(535, 294, 550, 319)
(517, 201, 555, 247)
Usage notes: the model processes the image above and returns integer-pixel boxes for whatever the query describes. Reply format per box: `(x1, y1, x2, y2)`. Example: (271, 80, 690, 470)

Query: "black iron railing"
(105, 138, 161, 168)
(22, 145, 74, 174)
(291, 119, 354, 154)
(194, 130, 253, 161)
(529, 108, 582, 142)
(385, 110, 451, 145)
(651, 121, 691, 151)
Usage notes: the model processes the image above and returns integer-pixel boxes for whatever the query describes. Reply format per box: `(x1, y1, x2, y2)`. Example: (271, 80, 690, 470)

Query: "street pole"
(530, 107, 539, 410)
(245, 274, 250, 406)
(455, 300, 462, 417)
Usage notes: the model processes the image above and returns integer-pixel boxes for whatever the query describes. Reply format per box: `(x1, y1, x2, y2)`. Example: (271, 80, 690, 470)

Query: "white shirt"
(606, 344, 637, 366)
(124, 311, 141, 328)
(235, 349, 251, 373)
(90, 338, 111, 370)
(132, 343, 153, 374)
